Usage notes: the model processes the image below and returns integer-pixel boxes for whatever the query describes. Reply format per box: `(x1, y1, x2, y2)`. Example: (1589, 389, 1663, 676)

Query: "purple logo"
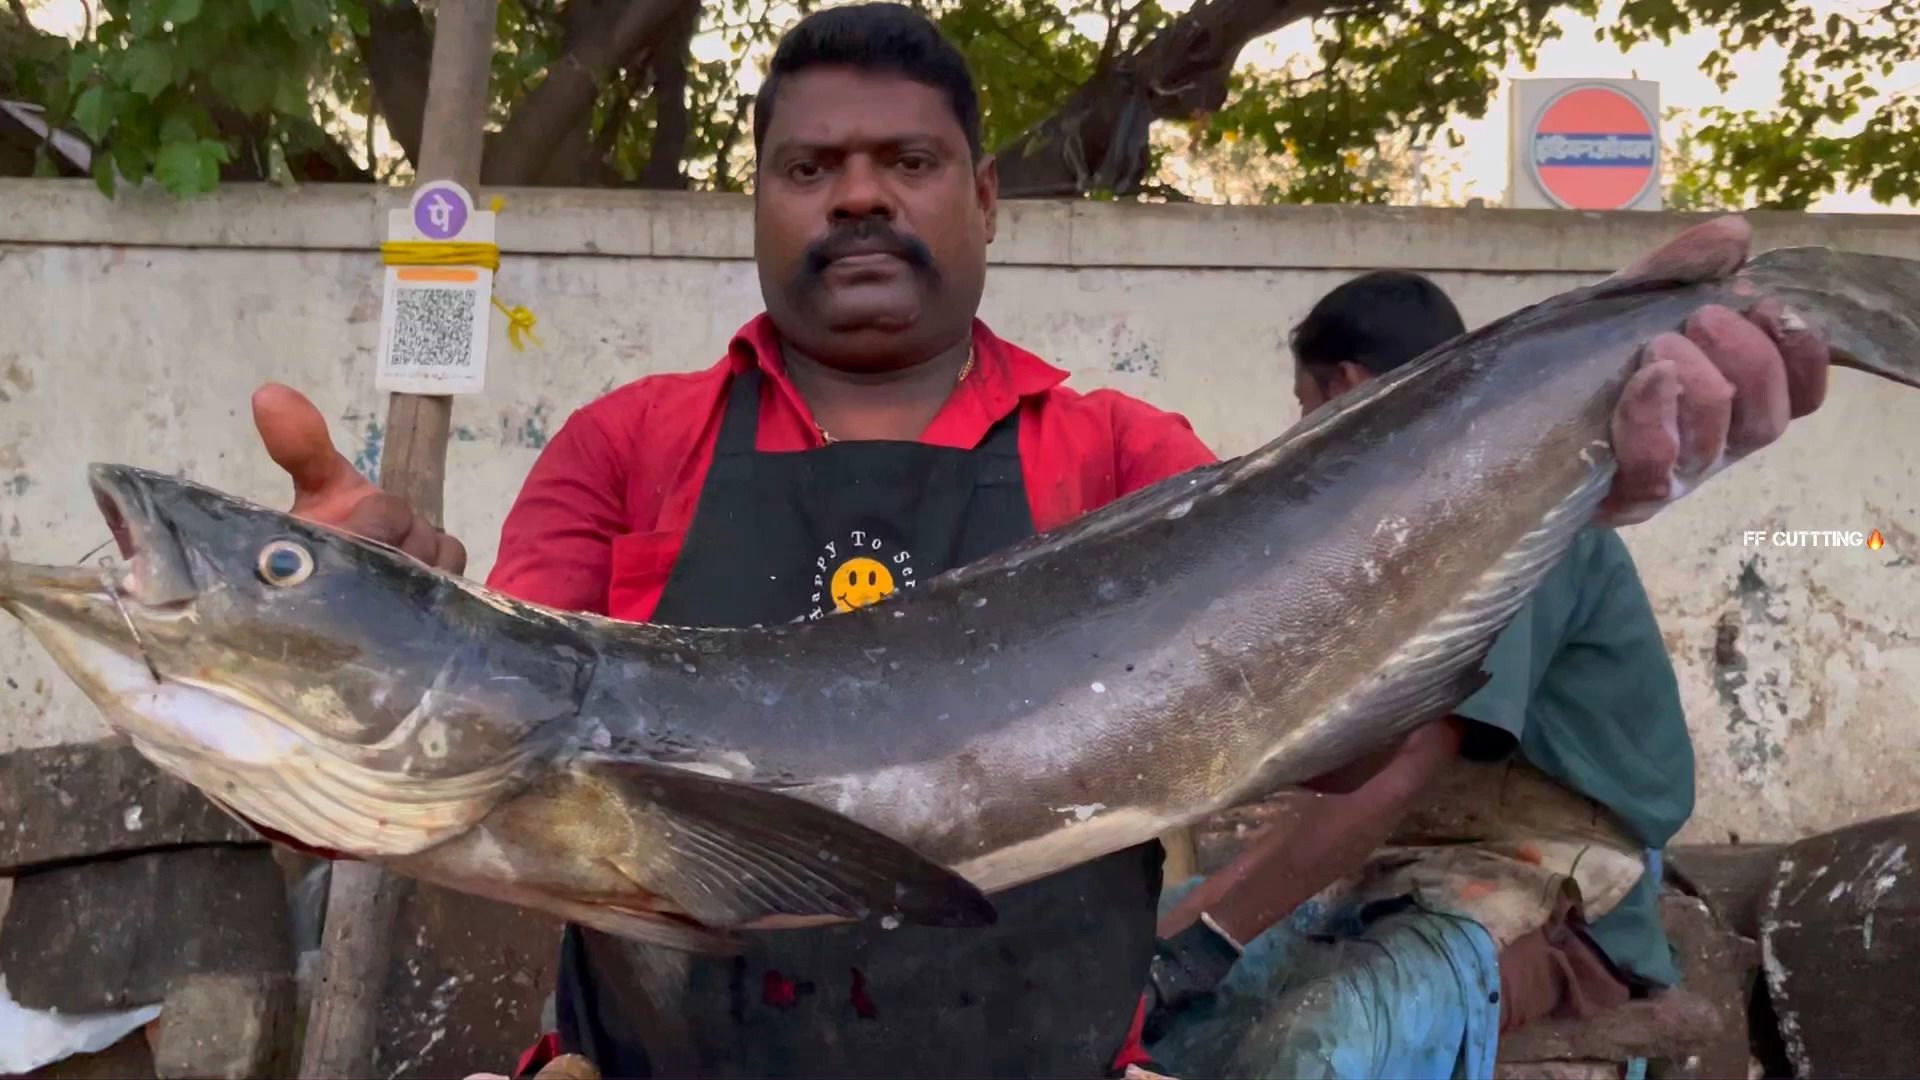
(412, 185, 469, 240)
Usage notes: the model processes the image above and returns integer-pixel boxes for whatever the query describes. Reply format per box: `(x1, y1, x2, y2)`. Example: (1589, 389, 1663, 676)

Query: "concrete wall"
(3, 178, 1916, 847)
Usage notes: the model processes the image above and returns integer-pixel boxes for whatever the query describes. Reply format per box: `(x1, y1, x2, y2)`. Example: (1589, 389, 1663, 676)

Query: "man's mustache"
(802, 220, 936, 277)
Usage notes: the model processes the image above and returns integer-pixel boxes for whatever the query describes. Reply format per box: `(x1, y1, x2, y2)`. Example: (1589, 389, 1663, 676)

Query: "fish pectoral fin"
(561, 900, 746, 954)
(207, 796, 360, 863)
(581, 758, 998, 932)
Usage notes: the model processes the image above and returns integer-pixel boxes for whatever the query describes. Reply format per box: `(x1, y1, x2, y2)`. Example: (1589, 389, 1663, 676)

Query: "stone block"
(0, 845, 290, 1012)
(370, 879, 564, 1079)
(1666, 843, 1785, 940)
(0, 739, 256, 873)
(151, 972, 294, 1080)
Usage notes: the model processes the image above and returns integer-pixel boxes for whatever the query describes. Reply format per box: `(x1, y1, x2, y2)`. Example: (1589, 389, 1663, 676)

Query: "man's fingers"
(1657, 333, 1735, 477)
(250, 383, 470, 575)
(339, 492, 418, 548)
(1599, 353, 1681, 525)
(1608, 347, 1685, 508)
(1682, 305, 1787, 456)
(398, 512, 444, 566)
(534, 1054, 602, 1080)
(1602, 334, 1739, 524)
(1746, 298, 1831, 419)
(1609, 215, 1751, 285)
(335, 491, 467, 573)
(252, 384, 361, 501)
(434, 532, 469, 575)
(341, 495, 451, 567)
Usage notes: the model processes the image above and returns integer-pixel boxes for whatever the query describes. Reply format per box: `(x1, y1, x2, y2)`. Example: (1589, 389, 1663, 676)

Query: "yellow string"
(380, 240, 501, 270)
(378, 193, 541, 351)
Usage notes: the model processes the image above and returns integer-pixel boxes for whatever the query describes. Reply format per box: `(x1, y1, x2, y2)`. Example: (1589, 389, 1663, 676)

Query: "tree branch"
(357, 0, 433, 167)
(640, 0, 699, 188)
(483, 0, 695, 185)
(586, 65, 645, 183)
(991, 0, 1335, 198)
(508, 0, 642, 186)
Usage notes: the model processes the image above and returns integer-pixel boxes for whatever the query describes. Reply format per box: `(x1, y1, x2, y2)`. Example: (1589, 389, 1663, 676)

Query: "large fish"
(4, 243, 1918, 952)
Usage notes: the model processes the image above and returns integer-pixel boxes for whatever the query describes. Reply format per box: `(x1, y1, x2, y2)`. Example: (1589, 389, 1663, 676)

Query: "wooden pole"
(297, 3, 497, 1076)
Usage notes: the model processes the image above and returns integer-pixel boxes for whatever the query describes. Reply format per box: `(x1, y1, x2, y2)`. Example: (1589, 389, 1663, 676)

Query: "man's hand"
(464, 1053, 600, 1080)
(1146, 917, 1242, 1014)
(251, 384, 468, 573)
(1597, 215, 1833, 527)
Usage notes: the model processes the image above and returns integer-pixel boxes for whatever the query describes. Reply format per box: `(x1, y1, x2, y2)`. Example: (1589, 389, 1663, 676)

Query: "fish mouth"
(87, 463, 199, 608)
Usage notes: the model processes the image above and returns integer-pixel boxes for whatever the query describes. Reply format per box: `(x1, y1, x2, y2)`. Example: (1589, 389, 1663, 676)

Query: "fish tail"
(1735, 247, 1920, 389)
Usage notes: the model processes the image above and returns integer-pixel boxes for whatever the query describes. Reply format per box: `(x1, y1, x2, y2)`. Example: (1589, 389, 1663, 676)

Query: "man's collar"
(724, 314, 1069, 447)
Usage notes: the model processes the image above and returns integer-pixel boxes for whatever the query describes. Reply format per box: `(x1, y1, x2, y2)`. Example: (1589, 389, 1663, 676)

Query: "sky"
(22, 0, 1917, 213)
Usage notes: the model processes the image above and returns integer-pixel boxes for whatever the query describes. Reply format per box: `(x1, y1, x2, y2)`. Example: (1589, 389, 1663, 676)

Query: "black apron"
(549, 369, 1163, 1079)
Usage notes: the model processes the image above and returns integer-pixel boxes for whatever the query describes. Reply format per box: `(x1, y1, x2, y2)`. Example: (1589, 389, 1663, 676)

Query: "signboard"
(374, 179, 496, 396)
(1507, 78, 1662, 211)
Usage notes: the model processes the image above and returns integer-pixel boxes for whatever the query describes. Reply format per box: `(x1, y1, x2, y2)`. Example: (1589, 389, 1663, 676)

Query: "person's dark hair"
(1289, 270, 1467, 376)
(752, 3, 982, 160)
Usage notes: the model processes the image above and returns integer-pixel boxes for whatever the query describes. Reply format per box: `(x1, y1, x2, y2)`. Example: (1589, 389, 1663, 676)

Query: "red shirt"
(491, 313, 1209, 1074)
(486, 313, 1219, 619)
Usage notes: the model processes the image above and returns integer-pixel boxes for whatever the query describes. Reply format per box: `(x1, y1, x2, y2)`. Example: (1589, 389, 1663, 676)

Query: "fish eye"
(257, 540, 314, 588)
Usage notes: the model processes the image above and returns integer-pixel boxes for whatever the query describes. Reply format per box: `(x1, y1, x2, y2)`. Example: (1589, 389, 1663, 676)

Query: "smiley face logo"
(831, 556, 895, 612)
(808, 529, 917, 620)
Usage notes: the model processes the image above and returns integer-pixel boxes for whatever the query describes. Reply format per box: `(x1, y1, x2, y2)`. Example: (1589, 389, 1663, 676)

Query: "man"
(1137, 271, 1699, 1078)
(248, 5, 1830, 1076)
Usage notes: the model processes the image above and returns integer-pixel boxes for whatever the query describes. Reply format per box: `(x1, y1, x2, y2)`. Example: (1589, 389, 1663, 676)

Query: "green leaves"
(1657, 0, 1920, 209)
(16, 0, 1917, 210)
(71, 85, 112, 141)
(50, 0, 339, 197)
(154, 137, 231, 193)
(168, 0, 207, 28)
(121, 41, 175, 97)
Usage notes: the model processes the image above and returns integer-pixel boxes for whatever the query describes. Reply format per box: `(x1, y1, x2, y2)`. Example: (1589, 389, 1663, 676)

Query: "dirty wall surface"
(2, 178, 1915, 847)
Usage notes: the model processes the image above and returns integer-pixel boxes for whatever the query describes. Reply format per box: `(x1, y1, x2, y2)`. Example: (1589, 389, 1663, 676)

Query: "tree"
(0, 0, 1914, 209)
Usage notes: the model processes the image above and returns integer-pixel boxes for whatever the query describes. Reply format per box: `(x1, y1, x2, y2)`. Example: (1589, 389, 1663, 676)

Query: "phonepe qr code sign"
(374, 183, 496, 397)
(382, 282, 488, 389)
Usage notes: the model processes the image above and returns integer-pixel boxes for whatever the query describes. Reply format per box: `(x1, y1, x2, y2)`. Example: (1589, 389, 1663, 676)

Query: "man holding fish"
(240, 5, 1831, 1076)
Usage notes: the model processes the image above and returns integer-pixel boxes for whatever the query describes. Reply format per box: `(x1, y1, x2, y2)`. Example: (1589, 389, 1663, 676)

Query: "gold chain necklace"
(814, 346, 975, 446)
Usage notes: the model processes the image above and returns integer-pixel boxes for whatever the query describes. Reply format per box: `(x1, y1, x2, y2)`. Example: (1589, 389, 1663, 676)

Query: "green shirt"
(1450, 527, 1695, 987)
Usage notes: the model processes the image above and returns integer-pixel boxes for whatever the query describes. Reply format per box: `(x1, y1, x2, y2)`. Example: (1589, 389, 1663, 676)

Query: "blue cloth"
(1144, 876, 1501, 1079)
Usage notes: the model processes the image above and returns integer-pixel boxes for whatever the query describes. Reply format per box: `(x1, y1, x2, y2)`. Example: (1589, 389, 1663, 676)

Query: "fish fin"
(1269, 469, 1609, 788)
(1606, 215, 1751, 287)
(1737, 246, 1920, 390)
(578, 758, 998, 931)
(203, 795, 361, 863)
(545, 897, 745, 954)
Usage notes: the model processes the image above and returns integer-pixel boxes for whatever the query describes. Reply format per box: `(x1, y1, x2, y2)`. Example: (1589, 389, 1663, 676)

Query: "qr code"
(390, 286, 477, 368)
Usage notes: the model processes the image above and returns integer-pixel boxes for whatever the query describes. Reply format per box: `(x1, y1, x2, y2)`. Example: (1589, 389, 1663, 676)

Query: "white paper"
(0, 974, 163, 1074)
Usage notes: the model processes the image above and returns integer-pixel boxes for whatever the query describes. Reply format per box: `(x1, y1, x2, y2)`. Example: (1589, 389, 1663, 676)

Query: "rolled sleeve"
(1451, 612, 1537, 761)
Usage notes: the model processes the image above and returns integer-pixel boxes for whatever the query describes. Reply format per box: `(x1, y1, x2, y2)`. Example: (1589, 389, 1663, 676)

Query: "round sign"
(411, 180, 473, 240)
(1526, 84, 1659, 211)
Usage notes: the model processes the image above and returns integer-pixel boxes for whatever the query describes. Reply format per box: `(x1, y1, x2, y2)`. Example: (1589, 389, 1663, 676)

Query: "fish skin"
(4, 244, 1919, 951)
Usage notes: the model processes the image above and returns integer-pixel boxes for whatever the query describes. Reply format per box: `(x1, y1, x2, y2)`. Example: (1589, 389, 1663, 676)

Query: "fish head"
(1, 463, 593, 856)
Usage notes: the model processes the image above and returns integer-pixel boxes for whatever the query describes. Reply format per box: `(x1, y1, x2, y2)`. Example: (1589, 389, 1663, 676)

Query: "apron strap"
(715, 367, 766, 457)
(972, 398, 1024, 488)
